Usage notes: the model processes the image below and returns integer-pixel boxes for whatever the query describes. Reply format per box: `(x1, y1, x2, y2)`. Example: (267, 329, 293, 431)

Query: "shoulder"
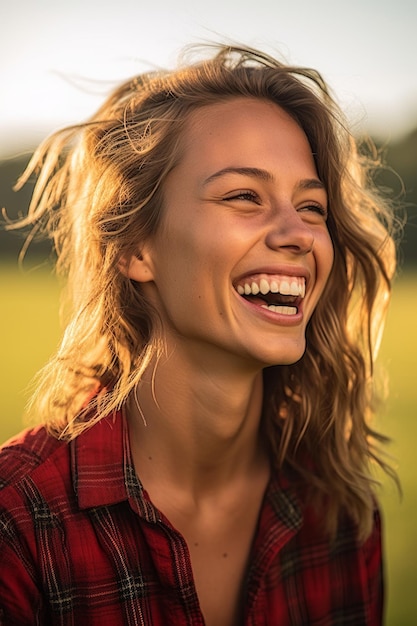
(0, 426, 73, 573)
(0, 425, 69, 495)
(0, 429, 72, 619)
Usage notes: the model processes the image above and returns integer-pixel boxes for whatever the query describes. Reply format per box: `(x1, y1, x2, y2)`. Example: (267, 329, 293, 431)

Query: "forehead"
(177, 97, 317, 176)
(185, 97, 296, 138)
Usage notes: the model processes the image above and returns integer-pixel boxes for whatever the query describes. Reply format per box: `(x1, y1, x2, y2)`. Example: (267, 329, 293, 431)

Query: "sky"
(1, 0, 416, 157)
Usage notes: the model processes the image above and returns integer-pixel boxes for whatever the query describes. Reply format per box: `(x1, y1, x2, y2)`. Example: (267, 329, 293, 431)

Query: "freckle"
(194, 542, 199, 547)
(148, 456, 153, 461)
(222, 552, 228, 558)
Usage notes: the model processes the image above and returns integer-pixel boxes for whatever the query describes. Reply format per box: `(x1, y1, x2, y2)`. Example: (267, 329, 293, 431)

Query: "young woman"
(0, 45, 397, 625)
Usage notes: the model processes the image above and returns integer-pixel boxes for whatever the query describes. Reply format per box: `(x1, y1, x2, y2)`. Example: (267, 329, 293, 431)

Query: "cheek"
(150, 228, 216, 309)
(317, 229, 335, 281)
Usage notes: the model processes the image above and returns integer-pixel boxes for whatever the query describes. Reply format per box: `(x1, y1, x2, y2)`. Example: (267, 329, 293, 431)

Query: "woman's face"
(129, 97, 334, 369)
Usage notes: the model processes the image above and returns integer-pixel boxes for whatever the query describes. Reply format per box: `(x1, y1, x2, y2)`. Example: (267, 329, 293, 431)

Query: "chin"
(255, 343, 307, 368)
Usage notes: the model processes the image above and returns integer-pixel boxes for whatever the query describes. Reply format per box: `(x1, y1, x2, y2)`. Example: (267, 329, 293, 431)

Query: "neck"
(127, 342, 267, 498)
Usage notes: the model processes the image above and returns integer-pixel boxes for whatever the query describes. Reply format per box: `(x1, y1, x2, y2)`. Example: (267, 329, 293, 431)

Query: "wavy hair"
(8, 44, 398, 538)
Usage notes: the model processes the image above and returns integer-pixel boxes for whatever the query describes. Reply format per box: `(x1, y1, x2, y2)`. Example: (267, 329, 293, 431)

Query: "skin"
(125, 97, 334, 625)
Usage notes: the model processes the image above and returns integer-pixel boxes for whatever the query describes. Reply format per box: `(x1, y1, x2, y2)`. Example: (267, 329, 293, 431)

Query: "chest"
(190, 521, 257, 625)
(163, 491, 266, 626)
(29, 493, 374, 626)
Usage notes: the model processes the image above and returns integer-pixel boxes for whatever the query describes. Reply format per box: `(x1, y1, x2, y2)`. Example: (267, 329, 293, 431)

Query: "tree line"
(1, 127, 416, 267)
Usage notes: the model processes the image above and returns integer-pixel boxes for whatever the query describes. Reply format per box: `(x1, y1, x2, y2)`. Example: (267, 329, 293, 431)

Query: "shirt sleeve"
(0, 515, 44, 625)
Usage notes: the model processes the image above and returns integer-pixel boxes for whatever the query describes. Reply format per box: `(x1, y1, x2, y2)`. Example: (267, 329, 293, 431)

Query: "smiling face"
(127, 98, 334, 369)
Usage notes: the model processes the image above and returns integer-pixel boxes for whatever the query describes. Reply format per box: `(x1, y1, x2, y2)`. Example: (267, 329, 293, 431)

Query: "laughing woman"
(0, 45, 397, 625)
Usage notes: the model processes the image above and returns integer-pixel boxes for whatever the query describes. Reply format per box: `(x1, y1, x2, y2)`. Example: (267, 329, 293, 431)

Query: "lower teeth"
(261, 304, 297, 315)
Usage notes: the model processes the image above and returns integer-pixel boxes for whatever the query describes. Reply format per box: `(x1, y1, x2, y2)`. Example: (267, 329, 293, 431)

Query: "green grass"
(377, 271, 417, 625)
(0, 262, 61, 441)
(0, 263, 416, 624)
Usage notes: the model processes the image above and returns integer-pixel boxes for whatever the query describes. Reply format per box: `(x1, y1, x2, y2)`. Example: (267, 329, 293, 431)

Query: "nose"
(265, 205, 315, 255)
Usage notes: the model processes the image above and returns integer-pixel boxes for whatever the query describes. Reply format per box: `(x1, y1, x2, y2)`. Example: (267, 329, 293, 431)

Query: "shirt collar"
(70, 411, 158, 522)
(267, 471, 303, 530)
(72, 410, 304, 531)
(71, 411, 129, 509)
(72, 411, 161, 523)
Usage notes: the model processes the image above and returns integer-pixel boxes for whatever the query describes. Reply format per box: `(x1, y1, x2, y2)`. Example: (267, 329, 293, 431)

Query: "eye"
(298, 203, 328, 220)
(223, 190, 261, 204)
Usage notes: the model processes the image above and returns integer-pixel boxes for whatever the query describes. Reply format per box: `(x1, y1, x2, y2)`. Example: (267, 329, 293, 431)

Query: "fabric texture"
(0, 412, 383, 625)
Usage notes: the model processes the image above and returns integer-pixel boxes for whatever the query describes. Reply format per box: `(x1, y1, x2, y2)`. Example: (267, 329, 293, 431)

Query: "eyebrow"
(202, 166, 326, 192)
(296, 178, 326, 192)
(203, 167, 273, 186)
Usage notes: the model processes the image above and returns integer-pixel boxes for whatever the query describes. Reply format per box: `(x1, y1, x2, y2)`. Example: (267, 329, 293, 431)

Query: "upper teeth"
(236, 275, 306, 298)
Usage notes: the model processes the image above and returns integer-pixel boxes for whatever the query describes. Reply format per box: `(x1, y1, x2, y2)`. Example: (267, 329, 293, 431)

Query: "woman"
(0, 44, 397, 625)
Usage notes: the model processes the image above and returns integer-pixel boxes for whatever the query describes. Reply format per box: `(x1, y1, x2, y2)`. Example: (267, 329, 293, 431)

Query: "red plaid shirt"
(0, 412, 383, 625)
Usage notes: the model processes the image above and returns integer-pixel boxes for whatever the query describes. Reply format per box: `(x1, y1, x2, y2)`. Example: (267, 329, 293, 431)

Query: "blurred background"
(1, 0, 416, 623)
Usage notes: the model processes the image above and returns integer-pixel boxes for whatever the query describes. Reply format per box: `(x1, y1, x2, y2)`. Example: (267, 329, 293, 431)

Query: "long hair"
(7, 44, 398, 538)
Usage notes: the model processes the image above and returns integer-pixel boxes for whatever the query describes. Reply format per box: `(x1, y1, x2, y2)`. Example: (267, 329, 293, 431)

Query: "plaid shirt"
(0, 412, 383, 625)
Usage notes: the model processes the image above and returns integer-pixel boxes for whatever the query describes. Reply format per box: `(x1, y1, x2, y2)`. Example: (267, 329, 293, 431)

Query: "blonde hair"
(9, 44, 398, 538)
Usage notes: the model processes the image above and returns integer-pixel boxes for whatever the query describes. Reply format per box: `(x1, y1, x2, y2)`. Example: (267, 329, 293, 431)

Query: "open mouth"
(234, 274, 305, 315)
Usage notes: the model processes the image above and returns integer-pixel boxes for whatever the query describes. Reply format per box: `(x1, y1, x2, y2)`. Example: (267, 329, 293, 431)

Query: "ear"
(118, 252, 155, 283)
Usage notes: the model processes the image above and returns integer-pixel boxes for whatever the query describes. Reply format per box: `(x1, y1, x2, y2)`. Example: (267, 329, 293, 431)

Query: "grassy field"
(0, 263, 416, 624)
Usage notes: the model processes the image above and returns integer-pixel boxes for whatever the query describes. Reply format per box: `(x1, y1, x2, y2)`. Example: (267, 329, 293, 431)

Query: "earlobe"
(118, 253, 155, 283)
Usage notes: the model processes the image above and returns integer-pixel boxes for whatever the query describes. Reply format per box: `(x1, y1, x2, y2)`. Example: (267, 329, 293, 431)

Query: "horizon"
(1, 0, 416, 158)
